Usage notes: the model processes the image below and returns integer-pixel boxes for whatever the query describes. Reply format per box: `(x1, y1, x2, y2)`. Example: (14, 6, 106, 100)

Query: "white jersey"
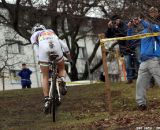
(30, 29, 70, 62)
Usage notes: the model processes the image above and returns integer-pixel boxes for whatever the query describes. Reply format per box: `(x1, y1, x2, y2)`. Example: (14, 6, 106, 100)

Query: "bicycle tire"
(51, 69, 57, 122)
(48, 83, 52, 114)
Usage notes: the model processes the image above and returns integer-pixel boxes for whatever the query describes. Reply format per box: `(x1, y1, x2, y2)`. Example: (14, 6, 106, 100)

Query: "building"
(0, 25, 41, 90)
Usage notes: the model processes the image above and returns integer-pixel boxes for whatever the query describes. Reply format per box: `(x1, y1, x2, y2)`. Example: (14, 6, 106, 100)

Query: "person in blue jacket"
(130, 7, 160, 111)
(18, 63, 32, 89)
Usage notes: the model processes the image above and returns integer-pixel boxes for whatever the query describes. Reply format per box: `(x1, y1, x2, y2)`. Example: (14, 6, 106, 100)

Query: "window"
(10, 69, 21, 84)
(6, 40, 24, 54)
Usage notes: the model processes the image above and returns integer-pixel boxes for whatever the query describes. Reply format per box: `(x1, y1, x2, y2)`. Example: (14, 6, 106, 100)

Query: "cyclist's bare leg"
(39, 62, 50, 114)
(57, 59, 67, 95)
(57, 59, 66, 78)
(40, 63, 49, 97)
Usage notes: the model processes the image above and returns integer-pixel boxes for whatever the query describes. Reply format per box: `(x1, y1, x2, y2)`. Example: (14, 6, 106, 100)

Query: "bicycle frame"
(49, 63, 61, 103)
(48, 53, 61, 122)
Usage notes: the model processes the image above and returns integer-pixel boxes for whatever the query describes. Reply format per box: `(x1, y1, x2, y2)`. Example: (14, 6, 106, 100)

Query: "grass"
(1, 82, 160, 130)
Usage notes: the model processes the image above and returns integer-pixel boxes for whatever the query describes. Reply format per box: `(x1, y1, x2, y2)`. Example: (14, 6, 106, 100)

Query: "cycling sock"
(57, 76, 65, 82)
(44, 96, 49, 101)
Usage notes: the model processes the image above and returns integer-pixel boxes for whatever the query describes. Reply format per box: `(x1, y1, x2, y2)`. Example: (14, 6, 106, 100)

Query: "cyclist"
(30, 23, 72, 113)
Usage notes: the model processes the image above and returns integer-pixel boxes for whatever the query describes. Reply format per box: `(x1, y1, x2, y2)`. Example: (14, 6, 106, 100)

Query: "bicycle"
(48, 53, 61, 122)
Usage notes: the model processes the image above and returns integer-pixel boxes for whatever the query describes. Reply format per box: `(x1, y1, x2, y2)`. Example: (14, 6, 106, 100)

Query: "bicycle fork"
(56, 81, 61, 102)
(49, 80, 61, 102)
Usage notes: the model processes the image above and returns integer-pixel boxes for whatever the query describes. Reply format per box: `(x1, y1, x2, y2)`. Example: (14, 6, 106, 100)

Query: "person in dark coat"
(18, 63, 32, 89)
(105, 15, 135, 84)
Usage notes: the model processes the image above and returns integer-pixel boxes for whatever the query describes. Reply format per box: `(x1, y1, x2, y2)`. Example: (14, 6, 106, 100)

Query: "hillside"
(1, 82, 160, 130)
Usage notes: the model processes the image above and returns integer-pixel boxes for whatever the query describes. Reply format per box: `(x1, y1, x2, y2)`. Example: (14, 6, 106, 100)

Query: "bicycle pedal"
(55, 98, 61, 106)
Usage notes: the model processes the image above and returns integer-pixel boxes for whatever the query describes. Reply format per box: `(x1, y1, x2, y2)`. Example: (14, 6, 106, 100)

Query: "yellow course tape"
(100, 32, 160, 43)
(66, 81, 102, 85)
(66, 82, 90, 85)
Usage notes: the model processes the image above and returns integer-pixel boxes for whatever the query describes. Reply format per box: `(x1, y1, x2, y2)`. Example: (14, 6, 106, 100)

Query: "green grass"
(1, 82, 160, 130)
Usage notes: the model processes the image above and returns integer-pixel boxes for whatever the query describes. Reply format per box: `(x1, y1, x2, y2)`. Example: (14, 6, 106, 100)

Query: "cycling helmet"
(31, 23, 46, 34)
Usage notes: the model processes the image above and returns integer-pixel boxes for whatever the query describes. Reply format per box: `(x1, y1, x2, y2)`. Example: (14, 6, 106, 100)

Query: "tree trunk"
(70, 64, 78, 81)
(80, 40, 100, 80)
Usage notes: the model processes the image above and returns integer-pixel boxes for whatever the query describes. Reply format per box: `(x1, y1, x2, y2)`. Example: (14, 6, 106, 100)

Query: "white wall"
(76, 35, 102, 79)
(0, 25, 42, 91)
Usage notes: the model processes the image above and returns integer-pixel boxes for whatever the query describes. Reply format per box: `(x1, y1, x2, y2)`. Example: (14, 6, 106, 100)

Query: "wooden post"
(121, 57, 127, 81)
(99, 34, 112, 114)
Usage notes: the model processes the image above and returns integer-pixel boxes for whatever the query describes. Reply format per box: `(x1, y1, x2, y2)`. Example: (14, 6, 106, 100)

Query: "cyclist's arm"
(65, 52, 72, 63)
(59, 39, 70, 53)
(59, 39, 72, 62)
(30, 33, 39, 59)
(32, 43, 39, 60)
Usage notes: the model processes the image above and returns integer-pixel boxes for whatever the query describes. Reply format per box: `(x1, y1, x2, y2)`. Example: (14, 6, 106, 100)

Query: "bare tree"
(0, 0, 159, 80)
(0, 0, 104, 80)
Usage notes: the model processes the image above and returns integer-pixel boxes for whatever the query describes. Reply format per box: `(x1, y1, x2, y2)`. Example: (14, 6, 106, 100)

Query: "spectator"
(99, 72, 105, 82)
(105, 15, 127, 55)
(148, 7, 160, 24)
(107, 52, 119, 82)
(127, 17, 158, 87)
(18, 63, 32, 89)
(127, 17, 142, 79)
(105, 15, 134, 84)
(134, 7, 160, 111)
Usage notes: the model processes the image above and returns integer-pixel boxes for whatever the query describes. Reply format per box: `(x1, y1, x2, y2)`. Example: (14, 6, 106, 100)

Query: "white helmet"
(31, 23, 46, 34)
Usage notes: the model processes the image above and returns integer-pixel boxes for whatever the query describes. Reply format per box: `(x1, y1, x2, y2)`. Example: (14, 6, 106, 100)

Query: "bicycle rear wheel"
(51, 71, 57, 122)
